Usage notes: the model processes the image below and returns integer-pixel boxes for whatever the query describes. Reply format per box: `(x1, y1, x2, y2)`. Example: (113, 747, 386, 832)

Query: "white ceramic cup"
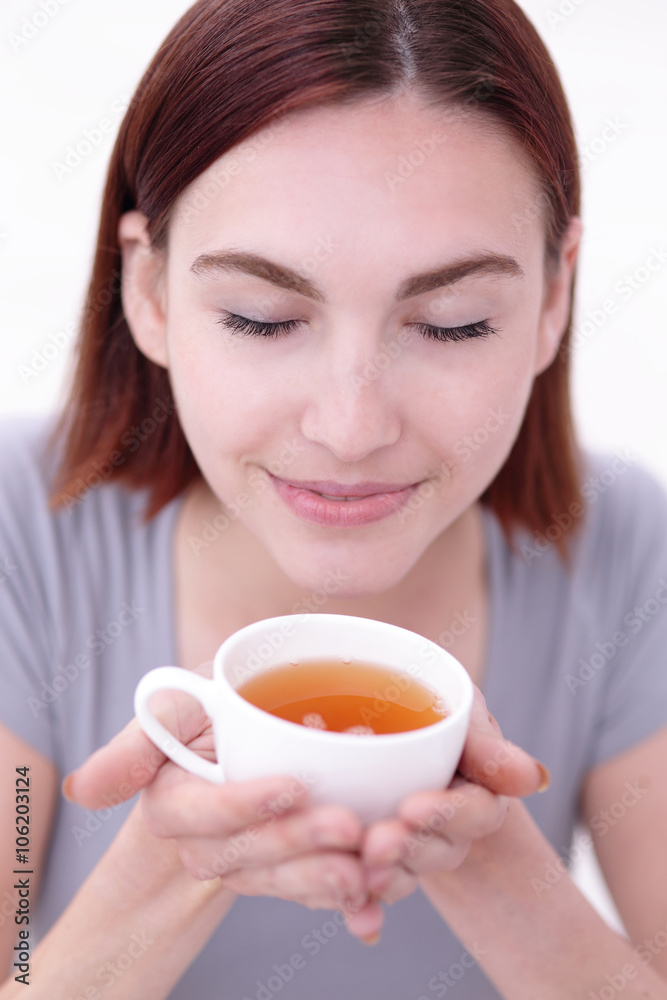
(133, 613, 474, 824)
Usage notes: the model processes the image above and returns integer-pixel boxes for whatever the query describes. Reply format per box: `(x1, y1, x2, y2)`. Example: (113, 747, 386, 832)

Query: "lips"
(274, 478, 416, 498)
(267, 473, 422, 527)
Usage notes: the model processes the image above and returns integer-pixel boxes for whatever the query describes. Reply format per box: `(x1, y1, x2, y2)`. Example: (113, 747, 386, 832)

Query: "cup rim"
(213, 613, 474, 743)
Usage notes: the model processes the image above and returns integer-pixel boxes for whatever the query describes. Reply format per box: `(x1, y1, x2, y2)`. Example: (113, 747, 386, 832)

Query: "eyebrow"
(189, 249, 524, 302)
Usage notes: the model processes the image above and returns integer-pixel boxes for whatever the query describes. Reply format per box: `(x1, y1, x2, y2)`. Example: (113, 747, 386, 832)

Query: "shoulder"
(0, 411, 152, 563)
(573, 450, 667, 765)
(576, 446, 667, 575)
(497, 445, 667, 622)
(0, 411, 58, 486)
(551, 445, 667, 654)
(0, 412, 62, 536)
(581, 445, 667, 514)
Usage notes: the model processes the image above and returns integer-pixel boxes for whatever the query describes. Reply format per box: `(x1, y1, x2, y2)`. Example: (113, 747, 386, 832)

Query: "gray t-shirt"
(1, 414, 667, 1000)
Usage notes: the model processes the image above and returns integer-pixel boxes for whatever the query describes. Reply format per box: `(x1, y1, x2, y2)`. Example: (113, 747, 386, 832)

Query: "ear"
(118, 210, 169, 368)
(533, 216, 583, 376)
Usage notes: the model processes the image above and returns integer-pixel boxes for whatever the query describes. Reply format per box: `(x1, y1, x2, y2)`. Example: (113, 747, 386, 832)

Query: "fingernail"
(536, 762, 551, 793)
(360, 932, 381, 946)
(62, 773, 76, 803)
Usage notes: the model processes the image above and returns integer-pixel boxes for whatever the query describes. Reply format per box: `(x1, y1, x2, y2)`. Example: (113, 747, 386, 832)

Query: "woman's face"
(122, 90, 579, 597)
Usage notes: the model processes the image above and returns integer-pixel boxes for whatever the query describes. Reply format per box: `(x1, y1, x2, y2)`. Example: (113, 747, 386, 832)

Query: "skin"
(66, 684, 544, 949)
(67, 87, 578, 948)
(118, 88, 579, 607)
(4, 90, 667, 999)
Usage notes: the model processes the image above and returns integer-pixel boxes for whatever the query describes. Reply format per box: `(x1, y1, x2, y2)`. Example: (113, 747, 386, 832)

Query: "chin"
(275, 548, 414, 608)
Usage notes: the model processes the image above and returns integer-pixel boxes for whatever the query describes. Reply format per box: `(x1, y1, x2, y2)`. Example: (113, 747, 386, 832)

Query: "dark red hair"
(47, 0, 584, 564)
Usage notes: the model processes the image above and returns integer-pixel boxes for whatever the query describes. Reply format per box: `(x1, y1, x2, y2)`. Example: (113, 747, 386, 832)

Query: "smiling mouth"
(265, 472, 424, 528)
(271, 476, 420, 498)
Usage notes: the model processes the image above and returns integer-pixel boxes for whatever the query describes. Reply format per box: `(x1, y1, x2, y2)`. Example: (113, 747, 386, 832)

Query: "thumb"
(62, 679, 211, 810)
(458, 686, 550, 797)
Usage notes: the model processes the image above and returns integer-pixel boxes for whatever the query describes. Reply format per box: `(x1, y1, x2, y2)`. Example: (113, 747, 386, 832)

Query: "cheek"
(166, 314, 291, 461)
(415, 339, 536, 473)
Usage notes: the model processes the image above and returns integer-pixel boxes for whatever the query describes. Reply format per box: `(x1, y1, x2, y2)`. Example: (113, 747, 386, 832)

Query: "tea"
(236, 658, 448, 734)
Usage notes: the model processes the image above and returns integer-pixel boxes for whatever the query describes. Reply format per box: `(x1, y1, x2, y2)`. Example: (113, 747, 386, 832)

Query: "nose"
(300, 333, 403, 462)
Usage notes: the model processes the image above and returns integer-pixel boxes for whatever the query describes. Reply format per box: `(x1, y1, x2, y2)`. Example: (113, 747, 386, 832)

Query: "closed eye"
(216, 313, 302, 339)
(216, 313, 500, 342)
(410, 319, 500, 342)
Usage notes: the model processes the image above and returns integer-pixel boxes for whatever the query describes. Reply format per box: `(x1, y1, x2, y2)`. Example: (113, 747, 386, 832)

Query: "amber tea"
(236, 658, 449, 735)
(136, 613, 474, 822)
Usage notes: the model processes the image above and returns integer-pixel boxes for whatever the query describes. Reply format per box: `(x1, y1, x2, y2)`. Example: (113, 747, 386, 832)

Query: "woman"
(1, 0, 666, 997)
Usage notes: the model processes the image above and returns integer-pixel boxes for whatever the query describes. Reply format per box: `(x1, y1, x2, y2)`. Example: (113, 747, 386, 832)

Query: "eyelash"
(216, 313, 500, 343)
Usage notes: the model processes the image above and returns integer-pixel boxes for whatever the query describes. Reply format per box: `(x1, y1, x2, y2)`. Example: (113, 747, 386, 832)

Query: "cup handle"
(133, 666, 225, 783)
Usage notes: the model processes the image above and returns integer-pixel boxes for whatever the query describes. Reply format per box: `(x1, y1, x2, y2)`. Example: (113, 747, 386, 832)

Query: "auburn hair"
(46, 0, 584, 565)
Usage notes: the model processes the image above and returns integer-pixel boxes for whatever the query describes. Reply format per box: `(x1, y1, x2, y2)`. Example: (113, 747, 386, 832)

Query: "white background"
(2, 0, 666, 934)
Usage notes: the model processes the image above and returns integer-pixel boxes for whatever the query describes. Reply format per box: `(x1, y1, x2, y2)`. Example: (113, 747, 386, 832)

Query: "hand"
(65, 681, 547, 944)
(360, 685, 550, 899)
(64, 670, 407, 944)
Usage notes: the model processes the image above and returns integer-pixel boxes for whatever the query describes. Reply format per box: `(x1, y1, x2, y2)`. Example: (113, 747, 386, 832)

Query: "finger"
(342, 896, 386, 944)
(173, 803, 363, 874)
(140, 765, 317, 840)
(63, 681, 213, 808)
(458, 686, 549, 796)
(219, 851, 369, 913)
(64, 716, 169, 809)
(360, 784, 498, 865)
(362, 781, 509, 875)
(361, 818, 410, 868)
(400, 834, 471, 875)
(363, 864, 418, 905)
(398, 780, 510, 844)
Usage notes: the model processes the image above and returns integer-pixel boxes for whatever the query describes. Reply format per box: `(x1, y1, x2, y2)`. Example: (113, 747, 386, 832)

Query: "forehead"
(170, 92, 545, 262)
